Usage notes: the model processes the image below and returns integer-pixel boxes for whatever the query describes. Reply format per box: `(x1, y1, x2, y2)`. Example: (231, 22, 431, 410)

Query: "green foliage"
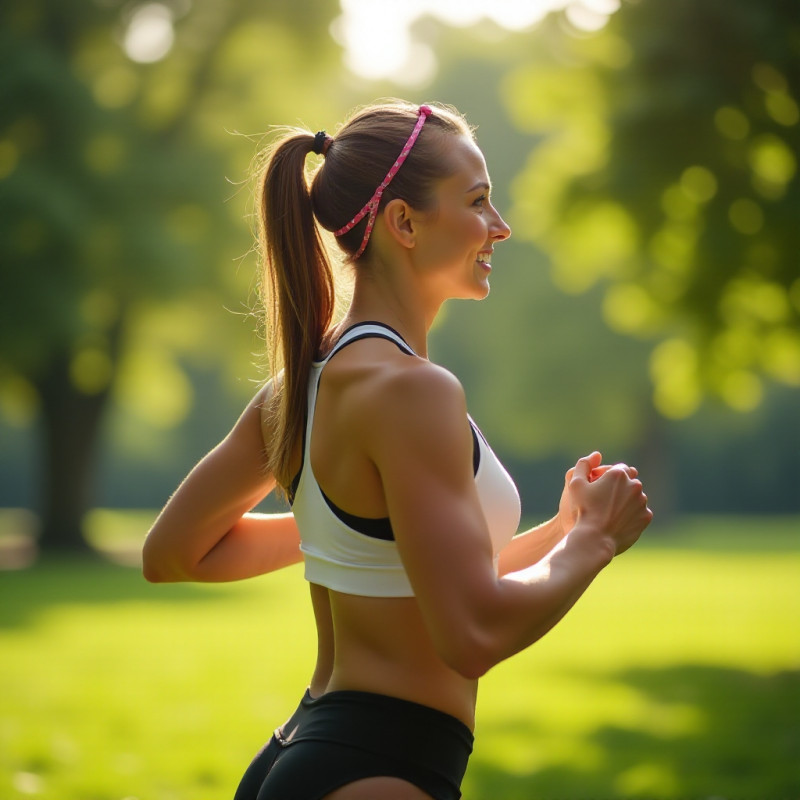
(0, 0, 351, 546)
(0, 515, 797, 799)
(0, 11, 231, 384)
(506, 0, 800, 417)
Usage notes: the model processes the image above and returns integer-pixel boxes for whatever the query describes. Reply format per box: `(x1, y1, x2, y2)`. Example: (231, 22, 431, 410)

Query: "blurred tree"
(411, 28, 665, 512)
(0, 0, 345, 551)
(505, 0, 800, 419)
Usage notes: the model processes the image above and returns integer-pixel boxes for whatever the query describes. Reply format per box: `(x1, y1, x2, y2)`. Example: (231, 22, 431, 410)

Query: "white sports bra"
(290, 322, 521, 597)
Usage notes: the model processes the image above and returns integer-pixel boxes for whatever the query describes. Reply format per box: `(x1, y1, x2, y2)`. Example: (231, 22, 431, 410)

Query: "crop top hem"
(302, 549, 415, 597)
(302, 548, 502, 598)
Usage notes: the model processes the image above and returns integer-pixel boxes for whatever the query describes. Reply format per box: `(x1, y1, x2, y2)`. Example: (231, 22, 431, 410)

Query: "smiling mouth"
(476, 253, 492, 266)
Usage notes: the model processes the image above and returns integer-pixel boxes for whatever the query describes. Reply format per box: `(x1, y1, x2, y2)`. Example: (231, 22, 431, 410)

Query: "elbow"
(142, 560, 170, 583)
(141, 551, 171, 583)
(142, 559, 191, 583)
(141, 538, 189, 583)
(440, 628, 498, 681)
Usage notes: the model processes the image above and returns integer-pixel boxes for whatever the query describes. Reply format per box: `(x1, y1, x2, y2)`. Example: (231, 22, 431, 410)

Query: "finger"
(572, 452, 601, 481)
(590, 461, 638, 480)
(589, 465, 614, 481)
(603, 462, 633, 478)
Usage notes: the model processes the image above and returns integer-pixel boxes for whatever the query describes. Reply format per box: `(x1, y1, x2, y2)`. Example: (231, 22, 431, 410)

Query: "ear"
(381, 198, 418, 250)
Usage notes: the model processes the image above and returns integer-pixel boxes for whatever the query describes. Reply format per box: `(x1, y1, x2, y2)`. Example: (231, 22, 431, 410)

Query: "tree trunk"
(33, 349, 113, 554)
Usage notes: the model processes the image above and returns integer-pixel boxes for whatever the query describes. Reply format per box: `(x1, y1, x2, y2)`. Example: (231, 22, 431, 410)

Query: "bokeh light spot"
(765, 92, 799, 127)
(649, 338, 701, 419)
(680, 166, 717, 204)
(720, 370, 762, 412)
(70, 348, 114, 395)
(748, 134, 796, 196)
(728, 198, 764, 236)
(714, 106, 749, 141)
(0, 140, 20, 180)
(123, 4, 175, 64)
(0, 376, 39, 427)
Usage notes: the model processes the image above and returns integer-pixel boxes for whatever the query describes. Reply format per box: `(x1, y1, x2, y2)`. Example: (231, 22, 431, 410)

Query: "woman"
(142, 100, 652, 800)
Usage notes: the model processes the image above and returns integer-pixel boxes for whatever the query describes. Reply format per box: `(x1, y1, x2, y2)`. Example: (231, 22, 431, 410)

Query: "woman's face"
(412, 135, 511, 301)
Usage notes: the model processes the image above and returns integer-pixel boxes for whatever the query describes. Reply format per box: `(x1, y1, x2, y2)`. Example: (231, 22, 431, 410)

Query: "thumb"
(572, 451, 602, 482)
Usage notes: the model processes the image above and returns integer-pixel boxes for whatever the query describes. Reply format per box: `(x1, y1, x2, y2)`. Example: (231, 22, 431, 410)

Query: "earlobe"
(382, 198, 416, 250)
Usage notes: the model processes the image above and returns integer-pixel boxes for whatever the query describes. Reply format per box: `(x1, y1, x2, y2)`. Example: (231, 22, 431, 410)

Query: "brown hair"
(257, 100, 472, 493)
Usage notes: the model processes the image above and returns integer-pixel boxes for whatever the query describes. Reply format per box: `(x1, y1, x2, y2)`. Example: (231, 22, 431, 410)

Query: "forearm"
(145, 509, 301, 583)
(496, 514, 566, 576)
(190, 512, 302, 582)
(142, 449, 269, 582)
(474, 523, 614, 675)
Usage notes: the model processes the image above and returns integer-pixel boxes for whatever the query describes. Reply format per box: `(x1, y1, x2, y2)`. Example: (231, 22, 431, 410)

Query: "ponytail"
(255, 101, 472, 493)
(258, 130, 335, 494)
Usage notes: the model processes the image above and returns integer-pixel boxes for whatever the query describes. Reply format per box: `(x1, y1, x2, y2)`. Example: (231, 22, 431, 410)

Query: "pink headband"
(334, 105, 433, 260)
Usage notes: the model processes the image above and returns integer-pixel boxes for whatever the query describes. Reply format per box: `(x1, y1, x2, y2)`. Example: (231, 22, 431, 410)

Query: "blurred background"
(0, 1, 798, 798)
(1, 0, 799, 552)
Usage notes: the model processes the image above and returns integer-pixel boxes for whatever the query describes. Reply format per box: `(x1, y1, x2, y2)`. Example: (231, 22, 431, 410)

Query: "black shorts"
(234, 689, 317, 800)
(235, 689, 474, 800)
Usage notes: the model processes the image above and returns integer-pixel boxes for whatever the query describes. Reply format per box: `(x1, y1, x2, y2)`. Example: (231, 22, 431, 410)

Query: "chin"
(473, 280, 491, 300)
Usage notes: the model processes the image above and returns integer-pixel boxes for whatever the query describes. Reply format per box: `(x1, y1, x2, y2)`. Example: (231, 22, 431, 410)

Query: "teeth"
(477, 253, 491, 264)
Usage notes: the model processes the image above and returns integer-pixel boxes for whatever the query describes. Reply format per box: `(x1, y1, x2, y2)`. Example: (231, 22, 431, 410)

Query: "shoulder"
(348, 345, 467, 429)
(382, 354, 464, 409)
(350, 351, 472, 476)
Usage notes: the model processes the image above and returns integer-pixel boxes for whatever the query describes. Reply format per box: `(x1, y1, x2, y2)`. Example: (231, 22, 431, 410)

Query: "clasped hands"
(558, 451, 653, 556)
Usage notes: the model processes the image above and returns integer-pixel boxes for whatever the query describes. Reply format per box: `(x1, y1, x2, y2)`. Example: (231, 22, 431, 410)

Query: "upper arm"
(143, 381, 279, 580)
(363, 365, 501, 677)
(176, 381, 276, 516)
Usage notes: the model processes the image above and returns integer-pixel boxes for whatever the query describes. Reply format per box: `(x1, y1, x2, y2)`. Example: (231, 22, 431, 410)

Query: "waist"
(327, 589, 479, 729)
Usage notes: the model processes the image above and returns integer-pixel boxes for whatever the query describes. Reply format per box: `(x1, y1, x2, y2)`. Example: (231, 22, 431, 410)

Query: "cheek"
(441, 213, 484, 254)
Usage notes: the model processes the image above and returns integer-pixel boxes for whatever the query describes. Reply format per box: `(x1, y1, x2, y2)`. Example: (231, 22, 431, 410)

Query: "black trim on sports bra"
(328, 332, 415, 361)
(333, 320, 414, 353)
(320, 489, 395, 540)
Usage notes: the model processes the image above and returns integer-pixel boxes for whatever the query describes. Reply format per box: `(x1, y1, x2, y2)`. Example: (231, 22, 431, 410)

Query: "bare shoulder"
(347, 343, 466, 421)
(382, 358, 466, 427)
(348, 346, 471, 473)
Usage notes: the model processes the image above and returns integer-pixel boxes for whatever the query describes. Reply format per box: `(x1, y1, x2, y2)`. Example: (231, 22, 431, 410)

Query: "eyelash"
(473, 194, 488, 208)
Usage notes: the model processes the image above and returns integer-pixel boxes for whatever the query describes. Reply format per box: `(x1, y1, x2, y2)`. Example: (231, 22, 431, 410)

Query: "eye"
(472, 194, 488, 208)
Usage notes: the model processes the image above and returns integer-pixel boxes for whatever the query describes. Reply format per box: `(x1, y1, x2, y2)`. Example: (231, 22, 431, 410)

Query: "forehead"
(438, 135, 490, 191)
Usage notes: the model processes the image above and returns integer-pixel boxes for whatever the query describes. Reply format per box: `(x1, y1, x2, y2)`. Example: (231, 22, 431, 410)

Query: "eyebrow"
(466, 181, 491, 194)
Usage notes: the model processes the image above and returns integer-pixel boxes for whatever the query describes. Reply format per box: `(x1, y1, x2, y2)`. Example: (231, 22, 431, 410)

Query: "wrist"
(566, 520, 616, 569)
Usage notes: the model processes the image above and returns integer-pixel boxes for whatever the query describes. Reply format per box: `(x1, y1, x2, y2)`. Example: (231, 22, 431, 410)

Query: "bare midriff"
(320, 588, 478, 731)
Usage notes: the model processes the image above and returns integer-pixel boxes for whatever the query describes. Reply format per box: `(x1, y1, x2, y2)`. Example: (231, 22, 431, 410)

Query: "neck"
(340, 263, 443, 358)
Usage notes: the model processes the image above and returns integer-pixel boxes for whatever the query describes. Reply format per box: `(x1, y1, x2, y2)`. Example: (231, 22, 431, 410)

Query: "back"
(291, 323, 520, 597)
(290, 322, 520, 726)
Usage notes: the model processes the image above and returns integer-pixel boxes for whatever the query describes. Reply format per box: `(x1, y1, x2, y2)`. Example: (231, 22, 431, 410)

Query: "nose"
(490, 205, 511, 242)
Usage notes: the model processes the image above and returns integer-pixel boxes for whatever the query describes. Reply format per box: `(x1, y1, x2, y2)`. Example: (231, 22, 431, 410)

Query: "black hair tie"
(312, 130, 332, 156)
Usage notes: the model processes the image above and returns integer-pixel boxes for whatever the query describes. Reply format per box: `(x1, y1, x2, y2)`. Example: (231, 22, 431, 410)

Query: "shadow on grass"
(0, 554, 259, 629)
(467, 665, 800, 800)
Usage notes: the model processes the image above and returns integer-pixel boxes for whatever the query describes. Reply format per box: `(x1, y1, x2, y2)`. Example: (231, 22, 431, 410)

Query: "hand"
(557, 452, 640, 536)
(563, 452, 652, 556)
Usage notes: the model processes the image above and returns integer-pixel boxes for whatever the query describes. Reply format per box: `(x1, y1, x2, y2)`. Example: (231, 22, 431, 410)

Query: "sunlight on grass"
(1, 517, 798, 799)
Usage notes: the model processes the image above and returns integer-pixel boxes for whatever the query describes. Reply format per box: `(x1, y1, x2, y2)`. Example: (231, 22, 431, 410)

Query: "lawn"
(0, 514, 798, 799)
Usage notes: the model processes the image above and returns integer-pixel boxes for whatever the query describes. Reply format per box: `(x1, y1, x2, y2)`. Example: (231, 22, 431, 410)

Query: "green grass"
(0, 515, 798, 799)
